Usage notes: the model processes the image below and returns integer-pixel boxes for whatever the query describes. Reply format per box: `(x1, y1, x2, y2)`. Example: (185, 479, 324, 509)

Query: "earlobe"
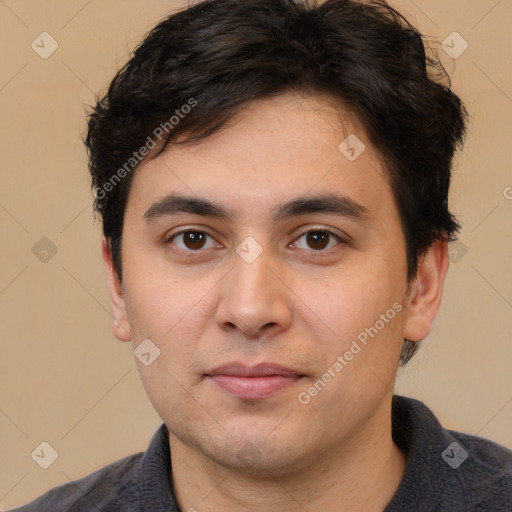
(112, 319, 131, 342)
(101, 236, 132, 342)
(403, 240, 450, 342)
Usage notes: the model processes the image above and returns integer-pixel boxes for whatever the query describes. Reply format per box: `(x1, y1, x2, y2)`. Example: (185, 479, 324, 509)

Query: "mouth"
(205, 362, 306, 400)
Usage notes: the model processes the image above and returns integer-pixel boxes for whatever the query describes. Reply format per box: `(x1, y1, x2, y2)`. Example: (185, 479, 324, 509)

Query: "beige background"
(0, 0, 511, 508)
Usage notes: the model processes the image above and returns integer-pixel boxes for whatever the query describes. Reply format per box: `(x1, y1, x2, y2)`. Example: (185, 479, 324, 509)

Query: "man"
(11, 0, 512, 510)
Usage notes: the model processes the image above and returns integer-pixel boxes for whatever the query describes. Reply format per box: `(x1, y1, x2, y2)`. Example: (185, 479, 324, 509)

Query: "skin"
(102, 91, 449, 511)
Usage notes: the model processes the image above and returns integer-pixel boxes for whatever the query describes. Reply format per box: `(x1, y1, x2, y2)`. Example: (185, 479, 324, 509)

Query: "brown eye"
(294, 229, 342, 252)
(169, 230, 217, 251)
(183, 231, 207, 250)
(306, 231, 329, 250)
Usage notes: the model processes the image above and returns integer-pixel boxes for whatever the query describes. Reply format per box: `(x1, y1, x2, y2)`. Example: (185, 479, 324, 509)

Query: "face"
(104, 91, 444, 475)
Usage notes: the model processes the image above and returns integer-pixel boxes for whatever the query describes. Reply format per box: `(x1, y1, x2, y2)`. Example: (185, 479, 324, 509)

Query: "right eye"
(166, 230, 221, 252)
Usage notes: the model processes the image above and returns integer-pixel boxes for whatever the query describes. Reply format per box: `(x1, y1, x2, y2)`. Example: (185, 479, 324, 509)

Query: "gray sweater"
(9, 396, 512, 511)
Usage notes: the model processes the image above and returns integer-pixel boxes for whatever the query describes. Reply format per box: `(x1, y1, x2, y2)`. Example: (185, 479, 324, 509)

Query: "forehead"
(125, 91, 395, 225)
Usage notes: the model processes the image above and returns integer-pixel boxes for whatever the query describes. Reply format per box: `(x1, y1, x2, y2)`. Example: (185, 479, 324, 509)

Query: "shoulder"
(389, 395, 512, 511)
(8, 452, 144, 512)
(446, 428, 512, 507)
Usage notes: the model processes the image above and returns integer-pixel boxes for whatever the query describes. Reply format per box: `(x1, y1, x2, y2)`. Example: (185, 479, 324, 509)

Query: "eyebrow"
(143, 192, 371, 224)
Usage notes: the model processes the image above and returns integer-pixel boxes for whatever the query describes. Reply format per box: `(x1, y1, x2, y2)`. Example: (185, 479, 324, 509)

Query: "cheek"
(123, 259, 205, 341)
(295, 266, 400, 345)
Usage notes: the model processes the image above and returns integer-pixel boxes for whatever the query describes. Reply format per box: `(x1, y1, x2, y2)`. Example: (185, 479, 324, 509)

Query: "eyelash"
(165, 226, 345, 254)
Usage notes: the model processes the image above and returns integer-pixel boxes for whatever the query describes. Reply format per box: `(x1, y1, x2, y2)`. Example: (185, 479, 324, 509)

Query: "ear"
(403, 239, 450, 342)
(101, 236, 132, 342)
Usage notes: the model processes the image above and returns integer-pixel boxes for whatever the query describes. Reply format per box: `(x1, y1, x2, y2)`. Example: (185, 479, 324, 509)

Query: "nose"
(215, 247, 293, 338)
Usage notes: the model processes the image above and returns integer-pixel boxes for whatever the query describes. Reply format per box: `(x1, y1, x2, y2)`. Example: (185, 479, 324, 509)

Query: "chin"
(200, 419, 309, 474)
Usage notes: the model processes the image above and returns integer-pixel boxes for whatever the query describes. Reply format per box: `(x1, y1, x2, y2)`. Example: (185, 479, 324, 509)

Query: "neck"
(169, 399, 406, 512)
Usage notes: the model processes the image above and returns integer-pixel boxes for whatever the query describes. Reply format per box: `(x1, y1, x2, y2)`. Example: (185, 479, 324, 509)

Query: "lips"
(205, 363, 305, 399)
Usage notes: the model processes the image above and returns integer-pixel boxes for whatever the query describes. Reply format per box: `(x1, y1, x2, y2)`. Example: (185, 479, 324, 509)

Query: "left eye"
(293, 230, 342, 251)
